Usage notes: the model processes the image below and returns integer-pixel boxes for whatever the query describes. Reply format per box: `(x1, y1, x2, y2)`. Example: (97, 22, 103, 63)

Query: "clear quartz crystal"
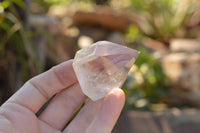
(73, 41, 140, 101)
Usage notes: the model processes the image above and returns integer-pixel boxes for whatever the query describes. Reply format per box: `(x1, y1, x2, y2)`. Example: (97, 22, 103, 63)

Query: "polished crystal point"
(73, 41, 140, 101)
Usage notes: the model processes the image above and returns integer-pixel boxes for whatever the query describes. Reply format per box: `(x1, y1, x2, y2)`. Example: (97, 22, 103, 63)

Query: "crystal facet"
(73, 41, 140, 101)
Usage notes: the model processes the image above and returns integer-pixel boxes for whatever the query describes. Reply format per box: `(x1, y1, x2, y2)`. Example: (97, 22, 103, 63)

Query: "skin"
(0, 60, 125, 133)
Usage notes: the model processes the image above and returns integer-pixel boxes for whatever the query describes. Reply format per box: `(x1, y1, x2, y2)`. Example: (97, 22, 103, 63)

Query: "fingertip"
(102, 87, 125, 120)
(86, 88, 125, 133)
(106, 88, 125, 105)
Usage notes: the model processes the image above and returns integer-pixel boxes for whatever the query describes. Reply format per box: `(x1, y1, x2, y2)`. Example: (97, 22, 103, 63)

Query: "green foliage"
(123, 0, 199, 109)
(125, 24, 143, 43)
(33, 0, 73, 12)
(44, 0, 71, 5)
(129, 0, 198, 42)
(0, 0, 42, 80)
(123, 47, 168, 109)
(32, 0, 96, 13)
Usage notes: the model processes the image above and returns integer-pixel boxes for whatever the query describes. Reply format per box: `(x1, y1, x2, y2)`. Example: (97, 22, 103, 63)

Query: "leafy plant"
(0, 0, 42, 80)
(129, 0, 199, 43)
(122, 47, 169, 109)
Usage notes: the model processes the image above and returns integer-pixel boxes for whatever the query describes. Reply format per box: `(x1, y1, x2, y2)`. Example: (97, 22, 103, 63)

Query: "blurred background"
(0, 0, 200, 132)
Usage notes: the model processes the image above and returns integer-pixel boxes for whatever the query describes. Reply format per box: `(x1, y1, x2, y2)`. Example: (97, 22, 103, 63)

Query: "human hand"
(0, 60, 125, 133)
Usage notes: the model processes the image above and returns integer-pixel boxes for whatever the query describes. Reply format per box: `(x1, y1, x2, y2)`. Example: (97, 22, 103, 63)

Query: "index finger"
(2, 60, 77, 113)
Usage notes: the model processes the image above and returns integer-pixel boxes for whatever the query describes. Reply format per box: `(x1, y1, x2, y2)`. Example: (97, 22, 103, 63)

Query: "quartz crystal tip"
(73, 41, 140, 101)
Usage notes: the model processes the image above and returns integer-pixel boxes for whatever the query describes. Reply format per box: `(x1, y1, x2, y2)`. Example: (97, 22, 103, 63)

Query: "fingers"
(38, 83, 86, 130)
(63, 88, 125, 133)
(0, 101, 39, 133)
(39, 120, 61, 133)
(86, 88, 125, 133)
(63, 98, 104, 133)
(0, 115, 15, 132)
(2, 60, 77, 113)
